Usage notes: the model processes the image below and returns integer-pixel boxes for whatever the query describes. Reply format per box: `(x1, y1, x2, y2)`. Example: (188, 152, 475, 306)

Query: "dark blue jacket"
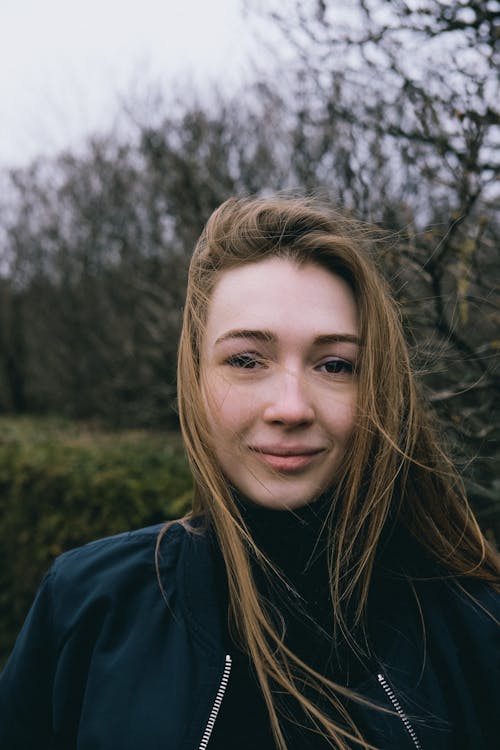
(0, 522, 498, 749)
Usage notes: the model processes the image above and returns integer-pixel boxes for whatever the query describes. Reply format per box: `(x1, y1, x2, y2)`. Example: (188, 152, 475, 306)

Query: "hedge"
(0, 417, 193, 667)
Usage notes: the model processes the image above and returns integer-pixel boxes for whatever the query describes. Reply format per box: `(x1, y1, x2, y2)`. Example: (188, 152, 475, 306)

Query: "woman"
(0, 197, 498, 750)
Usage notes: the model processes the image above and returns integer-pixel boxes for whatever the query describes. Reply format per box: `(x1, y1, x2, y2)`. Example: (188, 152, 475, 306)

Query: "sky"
(0, 0, 255, 168)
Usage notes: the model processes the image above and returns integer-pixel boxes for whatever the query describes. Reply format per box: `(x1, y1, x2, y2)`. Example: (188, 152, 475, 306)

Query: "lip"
(249, 446, 325, 473)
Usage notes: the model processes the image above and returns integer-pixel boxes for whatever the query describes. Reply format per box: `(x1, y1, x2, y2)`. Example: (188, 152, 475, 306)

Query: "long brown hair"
(173, 196, 499, 750)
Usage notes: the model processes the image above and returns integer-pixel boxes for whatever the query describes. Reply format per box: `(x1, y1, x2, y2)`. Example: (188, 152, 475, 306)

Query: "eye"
(317, 357, 355, 376)
(225, 352, 264, 369)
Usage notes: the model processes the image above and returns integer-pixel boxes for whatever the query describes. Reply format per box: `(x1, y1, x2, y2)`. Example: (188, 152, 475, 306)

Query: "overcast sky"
(0, 0, 255, 168)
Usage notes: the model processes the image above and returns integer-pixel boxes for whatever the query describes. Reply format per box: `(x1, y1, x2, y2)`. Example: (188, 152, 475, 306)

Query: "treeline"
(0, 0, 498, 536)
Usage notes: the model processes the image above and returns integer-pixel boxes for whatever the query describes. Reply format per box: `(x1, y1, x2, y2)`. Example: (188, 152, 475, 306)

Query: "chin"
(239, 483, 328, 510)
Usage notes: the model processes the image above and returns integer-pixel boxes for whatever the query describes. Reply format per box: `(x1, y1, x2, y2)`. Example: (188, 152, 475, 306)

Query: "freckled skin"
(202, 258, 359, 509)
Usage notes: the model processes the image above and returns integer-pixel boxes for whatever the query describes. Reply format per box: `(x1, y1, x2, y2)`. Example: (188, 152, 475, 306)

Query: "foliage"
(0, 417, 192, 667)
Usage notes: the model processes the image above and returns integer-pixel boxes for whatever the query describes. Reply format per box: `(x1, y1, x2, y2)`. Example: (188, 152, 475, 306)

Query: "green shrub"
(0, 417, 193, 667)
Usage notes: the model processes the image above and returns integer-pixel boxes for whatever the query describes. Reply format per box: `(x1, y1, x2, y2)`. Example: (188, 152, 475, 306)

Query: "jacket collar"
(176, 520, 227, 656)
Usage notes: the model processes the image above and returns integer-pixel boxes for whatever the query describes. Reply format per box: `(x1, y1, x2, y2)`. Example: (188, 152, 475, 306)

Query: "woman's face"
(201, 257, 359, 509)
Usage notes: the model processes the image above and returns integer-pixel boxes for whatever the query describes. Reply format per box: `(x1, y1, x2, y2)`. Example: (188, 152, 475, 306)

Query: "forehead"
(204, 257, 358, 343)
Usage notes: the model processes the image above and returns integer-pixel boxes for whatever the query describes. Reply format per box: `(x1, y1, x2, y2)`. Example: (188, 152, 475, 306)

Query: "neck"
(234, 490, 334, 579)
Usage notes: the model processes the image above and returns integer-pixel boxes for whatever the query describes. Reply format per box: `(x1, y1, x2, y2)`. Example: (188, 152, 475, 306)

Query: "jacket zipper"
(377, 673, 422, 750)
(198, 654, 232, 750)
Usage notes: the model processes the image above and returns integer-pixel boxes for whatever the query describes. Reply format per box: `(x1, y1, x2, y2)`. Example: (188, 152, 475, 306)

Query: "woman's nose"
(262, 370, 315, 426)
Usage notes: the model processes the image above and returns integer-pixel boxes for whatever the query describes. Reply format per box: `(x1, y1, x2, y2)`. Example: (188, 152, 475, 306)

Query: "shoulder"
(421, 576, 500, 654)
(375, 532, 499, 631)
(0, 520, 212, 746)
(417, 575, 499, 626)
(370, 569, 499, 667)
(46, 521, 194, 623)
(402, 572, 498, 629)
(52, 522, 183, 577)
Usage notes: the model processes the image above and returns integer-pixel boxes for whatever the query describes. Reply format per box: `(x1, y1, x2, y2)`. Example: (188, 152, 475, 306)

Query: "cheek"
(202, 373, 253, 435)
(323, 392, 357, 441)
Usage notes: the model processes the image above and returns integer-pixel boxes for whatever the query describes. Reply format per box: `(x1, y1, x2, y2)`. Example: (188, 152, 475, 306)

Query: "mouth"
(249, 446, 325, 473)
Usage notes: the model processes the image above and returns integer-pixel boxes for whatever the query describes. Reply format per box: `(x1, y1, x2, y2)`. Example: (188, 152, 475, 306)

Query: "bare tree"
(0, 93, 287, 426)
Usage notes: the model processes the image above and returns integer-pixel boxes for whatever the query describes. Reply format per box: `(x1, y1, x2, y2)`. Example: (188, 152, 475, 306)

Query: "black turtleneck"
(209, 494, 367, 750)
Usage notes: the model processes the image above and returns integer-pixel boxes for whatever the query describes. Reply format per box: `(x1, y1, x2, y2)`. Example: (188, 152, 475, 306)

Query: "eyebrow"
(214, 329, 361, 346)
